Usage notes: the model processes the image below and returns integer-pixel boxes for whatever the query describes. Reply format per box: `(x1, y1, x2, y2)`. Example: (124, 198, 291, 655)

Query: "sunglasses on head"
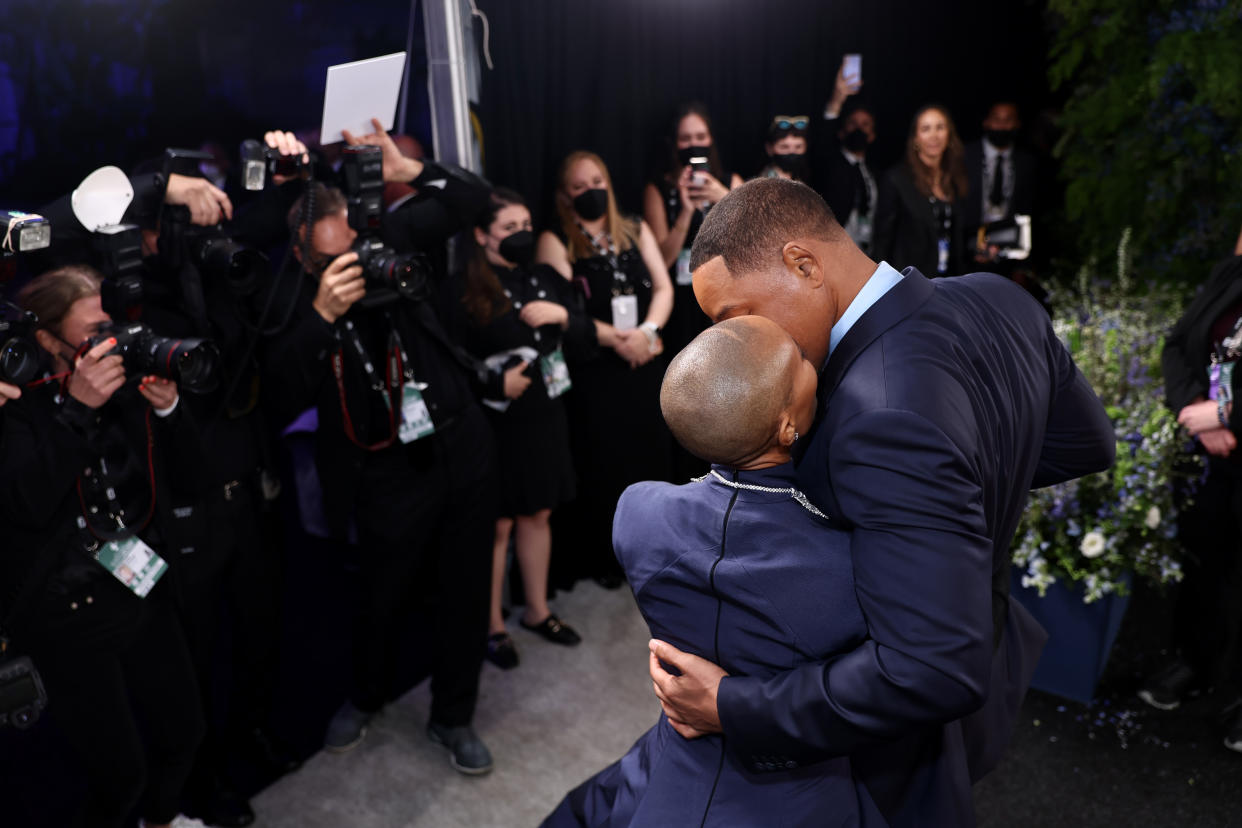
(770, 115, 810, 133)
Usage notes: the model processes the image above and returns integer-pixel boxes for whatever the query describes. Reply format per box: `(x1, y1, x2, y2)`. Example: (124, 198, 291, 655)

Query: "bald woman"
(542, 316, 884, 827)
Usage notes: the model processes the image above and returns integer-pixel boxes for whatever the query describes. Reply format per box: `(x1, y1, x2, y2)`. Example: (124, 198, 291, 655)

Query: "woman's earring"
(793, 432, 800, 443)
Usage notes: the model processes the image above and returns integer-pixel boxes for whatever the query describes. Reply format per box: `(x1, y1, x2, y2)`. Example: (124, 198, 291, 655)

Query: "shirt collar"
(983, 139, 1006, 160)
(828, 261, 904, 358)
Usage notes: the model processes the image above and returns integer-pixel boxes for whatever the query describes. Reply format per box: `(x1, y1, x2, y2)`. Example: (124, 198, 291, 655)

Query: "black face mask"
(497, 229, 535, 267)
(771, 153, 809, 180)
(841, 129, 869, 154)
(985, 128, 1017, 149)
(677, 144, 712, 167)
(572, 188, 610, 221)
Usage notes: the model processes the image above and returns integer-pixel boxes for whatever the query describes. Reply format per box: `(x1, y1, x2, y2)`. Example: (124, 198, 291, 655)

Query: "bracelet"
(1219, 398, 1230, 428)
(639, 321, 660, 353)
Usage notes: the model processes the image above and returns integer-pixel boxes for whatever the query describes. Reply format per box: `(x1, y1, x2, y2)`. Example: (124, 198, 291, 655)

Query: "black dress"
(454, 263, 593, 517)
(553, 223, 672, 583)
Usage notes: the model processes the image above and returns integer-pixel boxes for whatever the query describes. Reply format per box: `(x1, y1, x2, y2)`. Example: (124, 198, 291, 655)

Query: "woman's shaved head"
(660, 316, 812, 466)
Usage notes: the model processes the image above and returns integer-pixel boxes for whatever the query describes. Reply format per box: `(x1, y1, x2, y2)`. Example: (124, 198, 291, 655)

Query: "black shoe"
(192, 787, 255, 828)
(427, 721, 494, 775)
(1222, 700, 1242, 754)
(245, 727, 303, 776)
(519, 613, 582, 646)
(1137, 660, 1200, 711)
(486, 632, 520, 669)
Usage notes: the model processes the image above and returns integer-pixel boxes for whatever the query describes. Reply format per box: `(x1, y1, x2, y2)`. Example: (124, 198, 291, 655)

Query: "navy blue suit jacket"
(716, 268, 1115, 825)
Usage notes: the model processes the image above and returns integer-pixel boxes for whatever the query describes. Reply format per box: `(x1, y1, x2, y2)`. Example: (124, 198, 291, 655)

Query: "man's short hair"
(689, 178, 844, 275)
(286, 182, 348, 242)
(660, 316, 796, 466)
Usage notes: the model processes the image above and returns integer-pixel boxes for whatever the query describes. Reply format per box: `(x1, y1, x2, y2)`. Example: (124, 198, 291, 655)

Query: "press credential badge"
(399, 381, 436, 443)
(95, 536, 168, 598)
(611, 294, 638, 331)
(540, 346, 572, 398)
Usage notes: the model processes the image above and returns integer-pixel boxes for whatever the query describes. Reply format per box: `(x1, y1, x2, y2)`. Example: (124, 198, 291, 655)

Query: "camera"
(88, 321, 220, 394)
(160, 205, 270, 299)
(93, 223, 146, 316)
(0, 303, 41, 387)
(2, 211, 51, 255)
(0, 654, 47, 730)
(240, 138, 305, 192)
(340, 145, 429, 301)
(974, 215, 1032, 261)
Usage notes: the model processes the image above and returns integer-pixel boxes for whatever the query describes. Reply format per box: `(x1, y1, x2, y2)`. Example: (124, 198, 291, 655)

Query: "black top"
(651, 170, 734, 251)
(872, 160, 966, 277)
(554, 220, 653, 339)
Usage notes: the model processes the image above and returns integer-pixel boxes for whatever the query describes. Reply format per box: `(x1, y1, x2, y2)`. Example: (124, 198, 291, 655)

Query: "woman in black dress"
(642, 102, 743, 359)
(456, 188, 595, 667)
(872, 104, 969, 277)
(536, 151, 673, 588)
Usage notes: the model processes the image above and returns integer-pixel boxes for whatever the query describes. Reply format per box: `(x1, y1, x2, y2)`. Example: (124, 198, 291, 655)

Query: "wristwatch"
(639, 321, 661, 353)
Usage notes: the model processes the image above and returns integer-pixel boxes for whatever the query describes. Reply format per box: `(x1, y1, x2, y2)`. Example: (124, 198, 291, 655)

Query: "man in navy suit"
(647, 178, 1114, 825)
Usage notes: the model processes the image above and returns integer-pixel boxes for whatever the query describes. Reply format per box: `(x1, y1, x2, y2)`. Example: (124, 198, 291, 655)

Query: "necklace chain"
(695, 469, 831, 521)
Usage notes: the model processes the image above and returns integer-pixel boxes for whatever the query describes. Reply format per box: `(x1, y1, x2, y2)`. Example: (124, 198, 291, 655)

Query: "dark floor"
(974, 579, 1242, 827)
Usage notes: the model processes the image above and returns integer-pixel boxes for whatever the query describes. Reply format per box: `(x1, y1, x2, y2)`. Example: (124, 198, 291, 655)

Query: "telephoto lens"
(193, 234, 270, 297)
(353, 238, 430, 301)
(92, 322, 221, 394)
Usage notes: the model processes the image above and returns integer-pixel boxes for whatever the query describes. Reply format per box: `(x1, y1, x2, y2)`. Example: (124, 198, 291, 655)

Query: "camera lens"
(196, 237, 270, 297)
(151, 337, 221, 394)
(0, 335, 40, 385)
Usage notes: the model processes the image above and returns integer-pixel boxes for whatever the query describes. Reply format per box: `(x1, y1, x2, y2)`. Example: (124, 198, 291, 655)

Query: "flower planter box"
(1009, 566, 1132, 705)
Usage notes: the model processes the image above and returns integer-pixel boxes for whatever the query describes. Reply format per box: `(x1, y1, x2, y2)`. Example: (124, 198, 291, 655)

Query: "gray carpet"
(251, 581, 657, 828)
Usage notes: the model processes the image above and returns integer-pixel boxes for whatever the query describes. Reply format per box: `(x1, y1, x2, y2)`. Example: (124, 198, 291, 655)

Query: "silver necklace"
(695, 469, 831, 521)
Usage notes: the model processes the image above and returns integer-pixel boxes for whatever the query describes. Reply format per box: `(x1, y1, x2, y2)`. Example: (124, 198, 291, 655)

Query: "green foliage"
(1048, 0, 1242, 284)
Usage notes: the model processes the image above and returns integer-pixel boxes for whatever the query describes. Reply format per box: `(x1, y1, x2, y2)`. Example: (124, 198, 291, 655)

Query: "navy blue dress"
(544, 462, 884, 827)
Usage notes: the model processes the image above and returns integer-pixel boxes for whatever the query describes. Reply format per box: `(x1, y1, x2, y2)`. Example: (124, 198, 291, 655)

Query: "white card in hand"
(320, 52, 407, 145)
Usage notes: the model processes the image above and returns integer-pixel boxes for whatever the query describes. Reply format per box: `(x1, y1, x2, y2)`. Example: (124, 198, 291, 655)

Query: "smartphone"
(689, 155, 709, 186)
(843, 54, 862, 87)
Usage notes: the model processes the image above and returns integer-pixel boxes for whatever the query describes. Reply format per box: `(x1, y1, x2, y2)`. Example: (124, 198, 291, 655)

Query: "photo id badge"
(398, 381, 436, 443)
(611, 293, 639, 331)
(95, 536, 168, 598)
(675, 249, 693, 286)
(540, 347, 573, 399)
(937, 238, 950, 274)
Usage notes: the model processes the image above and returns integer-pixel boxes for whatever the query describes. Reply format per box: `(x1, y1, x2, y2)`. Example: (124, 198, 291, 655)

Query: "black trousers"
(349, 405, 498, 724)
(173, 483, 283, 793)
(1173, 459, 1242, 692)
(32, 589, 204, 827)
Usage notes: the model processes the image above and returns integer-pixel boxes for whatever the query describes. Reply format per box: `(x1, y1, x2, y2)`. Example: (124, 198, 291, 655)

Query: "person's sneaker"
(427, 722, 494, 775)
(324, 701, 372, 753)
(486, 632, 520, 669)
(1137, 660, 1199, 711)
(1222, 701, 1242, 754)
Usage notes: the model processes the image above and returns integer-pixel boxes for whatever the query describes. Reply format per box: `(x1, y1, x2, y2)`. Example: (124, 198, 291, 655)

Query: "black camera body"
(339, 145, 430, 302)
(0, 654, 47, 730)
(89, 321, 220, 394)
(159, 204, 270, 299)
(240, 139, 304, 192)
(93, 222, 146, 316)
(0, 304, 41, 387)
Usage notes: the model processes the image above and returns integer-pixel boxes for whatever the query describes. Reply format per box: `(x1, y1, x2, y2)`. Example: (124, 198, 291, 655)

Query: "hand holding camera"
(165, 173, 234, 227)
(68, 337, 125, 408)
(262, 130, 310, 186)
(137, 374, 178, 410)
(342, 117, 423, 185)
(312, 250, 366, 324)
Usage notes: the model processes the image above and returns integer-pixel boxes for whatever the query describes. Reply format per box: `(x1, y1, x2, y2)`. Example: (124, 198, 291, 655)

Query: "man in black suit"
(813, 60, 878, 254)
(647, 178, 1114, 825)
(962, 101, 1036, 267)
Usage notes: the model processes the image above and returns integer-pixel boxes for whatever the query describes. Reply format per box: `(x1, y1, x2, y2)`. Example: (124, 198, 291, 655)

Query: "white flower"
(1145, 506, 1161, 529)
(1080, 531, 1107, 559)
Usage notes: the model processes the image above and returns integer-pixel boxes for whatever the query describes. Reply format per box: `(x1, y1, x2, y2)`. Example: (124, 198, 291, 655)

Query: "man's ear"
(34, 328, 61, 357)
(781, 242, 824, 287)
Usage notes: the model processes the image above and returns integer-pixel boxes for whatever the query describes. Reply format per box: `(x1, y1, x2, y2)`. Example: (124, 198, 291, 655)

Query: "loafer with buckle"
(519, 613, 582, 646)
(486, 632, 519, 670)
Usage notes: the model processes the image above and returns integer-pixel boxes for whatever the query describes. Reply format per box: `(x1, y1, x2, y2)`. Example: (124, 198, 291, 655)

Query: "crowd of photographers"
(0, 55, 1056, 826)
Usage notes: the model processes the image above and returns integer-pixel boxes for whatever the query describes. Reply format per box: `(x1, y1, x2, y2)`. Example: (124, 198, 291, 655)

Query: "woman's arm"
(536, 231, 573, 280)
(639, 220, 674, 330)
(644, 181, 692, 269)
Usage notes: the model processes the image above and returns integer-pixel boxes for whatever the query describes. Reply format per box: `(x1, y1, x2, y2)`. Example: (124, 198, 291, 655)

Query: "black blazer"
(961, 140, 1036, 231)
(810, 116, 875, 227)
(1163, 254, 1242, 433)
(871, 161, 966, 276)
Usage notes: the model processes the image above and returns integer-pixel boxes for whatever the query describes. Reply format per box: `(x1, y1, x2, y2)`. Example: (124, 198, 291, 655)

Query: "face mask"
(572, 188, 610, 222)
(677, 144, 712, 167)
(841, 129, 869, 153)
(771, 153, 809, 179)
(497, 229, 535, 267)
(985, 128, 1017, 149)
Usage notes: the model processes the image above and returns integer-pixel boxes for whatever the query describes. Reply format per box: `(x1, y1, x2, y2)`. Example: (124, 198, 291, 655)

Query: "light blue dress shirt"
(828, 261, 905, 357)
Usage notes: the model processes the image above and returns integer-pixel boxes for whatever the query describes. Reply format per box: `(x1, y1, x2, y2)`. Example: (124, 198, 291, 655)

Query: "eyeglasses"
(770, 115, 810, 133)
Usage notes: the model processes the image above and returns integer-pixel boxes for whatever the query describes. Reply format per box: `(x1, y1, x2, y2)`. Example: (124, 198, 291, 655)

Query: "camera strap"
(75, 407, 157, 542)
(576, 222, 633, 297)
(331, 319, 402, 451)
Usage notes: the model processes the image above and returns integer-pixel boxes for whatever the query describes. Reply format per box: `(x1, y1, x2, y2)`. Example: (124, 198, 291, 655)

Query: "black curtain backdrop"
(475, 0, 1051, 229)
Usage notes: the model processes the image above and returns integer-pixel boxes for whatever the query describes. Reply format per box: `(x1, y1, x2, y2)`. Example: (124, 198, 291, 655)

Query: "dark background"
(0, 0, 1054, 226)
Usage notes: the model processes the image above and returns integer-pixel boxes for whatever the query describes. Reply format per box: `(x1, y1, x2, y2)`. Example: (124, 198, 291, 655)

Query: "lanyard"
(1213, 312, 1242, 364)
(331, 317, 410, 451)
(75, 407, 156, 541)
(930, 197, 953, 239)
(577, 222, 632, 297)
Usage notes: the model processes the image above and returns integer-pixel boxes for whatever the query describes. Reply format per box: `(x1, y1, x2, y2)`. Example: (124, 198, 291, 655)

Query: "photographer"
(264, 120, 500, 775)
(0, 265, 204, 828)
